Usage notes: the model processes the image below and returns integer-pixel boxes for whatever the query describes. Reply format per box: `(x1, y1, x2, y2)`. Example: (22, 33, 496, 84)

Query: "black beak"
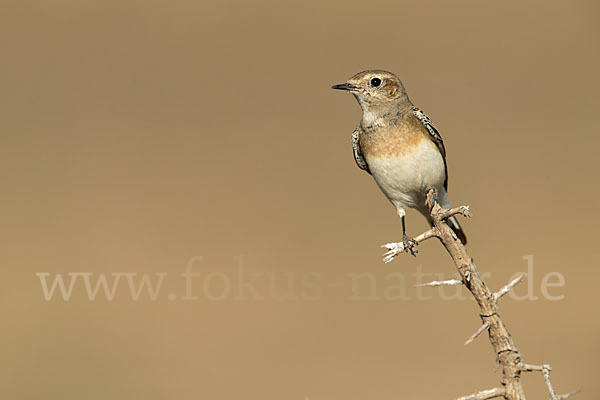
(331, 83, 357, 91)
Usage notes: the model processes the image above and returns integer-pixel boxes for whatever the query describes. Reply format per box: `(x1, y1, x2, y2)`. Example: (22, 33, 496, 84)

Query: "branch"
(382, 228, 438, 263)
(456, 387, 505, 400)
(387, 189, 575, 400)
(439, 205, 472, 220)
(521, 364, 580, 400)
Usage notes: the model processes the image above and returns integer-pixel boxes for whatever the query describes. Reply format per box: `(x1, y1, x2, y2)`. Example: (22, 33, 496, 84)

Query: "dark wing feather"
(412, 107, 448, 189)
(352, 127, 371, 174)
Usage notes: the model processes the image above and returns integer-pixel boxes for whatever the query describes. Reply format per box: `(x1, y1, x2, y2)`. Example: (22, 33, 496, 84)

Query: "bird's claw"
(381, 235, 419, 262)
(403, 234, 419, 257)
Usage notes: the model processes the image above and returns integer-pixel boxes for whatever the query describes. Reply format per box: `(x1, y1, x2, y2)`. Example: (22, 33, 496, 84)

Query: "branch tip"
(414, 279, 463, 288)
(558, 390, 581, 399)
(380, 228, 438, 263)
(521, 363, 578, 400)
(441, 205, 472, 219)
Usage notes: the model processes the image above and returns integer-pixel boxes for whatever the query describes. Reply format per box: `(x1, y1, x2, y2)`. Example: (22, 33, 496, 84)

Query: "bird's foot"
(381, 235, 419, 263)
(403, 234, 419, 256)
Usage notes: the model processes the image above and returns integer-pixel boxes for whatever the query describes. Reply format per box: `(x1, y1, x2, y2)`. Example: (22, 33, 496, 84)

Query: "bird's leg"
(381, 207, 419, 262)
(401, 215, 418, 256)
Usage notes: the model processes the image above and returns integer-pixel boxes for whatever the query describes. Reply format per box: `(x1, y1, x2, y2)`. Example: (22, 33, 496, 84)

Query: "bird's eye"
(370, 77, 382, 87)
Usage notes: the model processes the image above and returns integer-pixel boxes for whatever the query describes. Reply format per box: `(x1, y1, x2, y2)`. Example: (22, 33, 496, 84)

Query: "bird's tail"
(447, 215, 467, 245)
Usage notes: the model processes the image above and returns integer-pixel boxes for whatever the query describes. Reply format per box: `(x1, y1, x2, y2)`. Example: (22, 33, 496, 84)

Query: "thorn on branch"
(465, 322, 490, 345)
(494, 275, 524, 301)
(456, 387, 505, 400)
(521, 364, 579, 400)
(414, 279, 463, 288)
(557, 390, 581, 399)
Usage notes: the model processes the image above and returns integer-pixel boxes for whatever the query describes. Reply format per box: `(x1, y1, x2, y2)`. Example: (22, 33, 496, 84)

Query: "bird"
(332, 70, 466, 259)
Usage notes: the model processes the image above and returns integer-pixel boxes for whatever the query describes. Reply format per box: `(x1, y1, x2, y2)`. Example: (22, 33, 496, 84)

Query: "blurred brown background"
(1, 0, 599, 399)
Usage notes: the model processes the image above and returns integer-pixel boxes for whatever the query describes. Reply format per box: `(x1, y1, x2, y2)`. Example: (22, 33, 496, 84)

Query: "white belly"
(366, 140, 446, 210)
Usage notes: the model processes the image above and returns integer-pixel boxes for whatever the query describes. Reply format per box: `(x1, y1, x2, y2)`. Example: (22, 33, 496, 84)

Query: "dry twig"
(388, 189, 575, 400)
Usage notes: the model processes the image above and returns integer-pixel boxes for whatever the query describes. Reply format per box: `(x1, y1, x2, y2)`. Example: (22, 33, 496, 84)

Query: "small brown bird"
(332, 70, 466, 261)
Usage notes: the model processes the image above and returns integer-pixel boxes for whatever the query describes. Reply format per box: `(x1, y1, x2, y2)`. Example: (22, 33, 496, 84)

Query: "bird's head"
(332, 70, 409, 113)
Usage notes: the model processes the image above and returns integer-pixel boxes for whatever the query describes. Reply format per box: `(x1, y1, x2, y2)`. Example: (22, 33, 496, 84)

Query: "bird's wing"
(412, 106, 448, 189)
(352, 127, 371, 174)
